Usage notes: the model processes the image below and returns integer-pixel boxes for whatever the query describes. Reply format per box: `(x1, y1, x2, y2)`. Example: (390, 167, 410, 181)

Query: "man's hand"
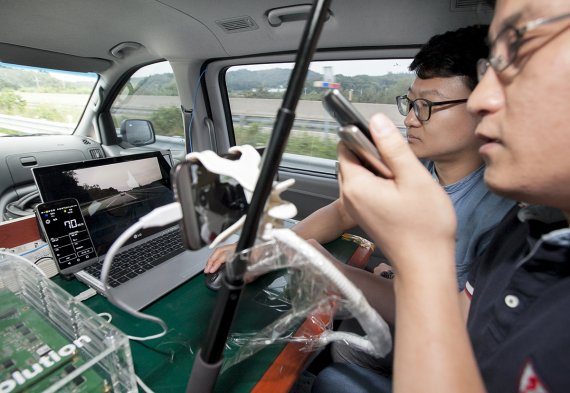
(204, 243, 236, 273)
(338, 114, 457, 275)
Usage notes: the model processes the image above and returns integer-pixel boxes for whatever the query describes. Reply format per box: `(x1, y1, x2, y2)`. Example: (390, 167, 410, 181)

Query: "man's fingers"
(337, 141, 383, 218)
(337, 141, 371, 180)
(206, 259, 224, 274)
(205, 244, 236, 273)
(204, 251, 222, 273)
(369, 114, 422, 177)
(337, 141, 359, 166)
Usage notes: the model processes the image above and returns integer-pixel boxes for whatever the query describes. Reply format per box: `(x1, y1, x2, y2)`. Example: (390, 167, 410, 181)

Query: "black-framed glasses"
(477, 11, 570, 81)
(396, 95, 468, 121)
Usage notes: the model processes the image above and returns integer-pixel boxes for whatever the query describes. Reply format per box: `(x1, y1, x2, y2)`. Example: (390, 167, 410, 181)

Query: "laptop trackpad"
(109, 247, 212, 310)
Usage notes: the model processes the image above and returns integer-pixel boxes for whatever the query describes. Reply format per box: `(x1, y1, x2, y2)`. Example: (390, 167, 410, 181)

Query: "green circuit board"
(0, 290, 109, 393)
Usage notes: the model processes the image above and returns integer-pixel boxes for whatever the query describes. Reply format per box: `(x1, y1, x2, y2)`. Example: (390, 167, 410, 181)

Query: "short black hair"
(409, 24, 489, 91)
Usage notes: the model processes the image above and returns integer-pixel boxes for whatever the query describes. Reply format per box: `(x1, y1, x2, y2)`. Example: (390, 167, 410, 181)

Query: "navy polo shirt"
(465, 205, 570, 393)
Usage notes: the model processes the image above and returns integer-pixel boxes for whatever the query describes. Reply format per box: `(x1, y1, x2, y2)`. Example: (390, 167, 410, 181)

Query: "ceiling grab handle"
(267, 4, 331, 27)
(109, 42, 143, 59)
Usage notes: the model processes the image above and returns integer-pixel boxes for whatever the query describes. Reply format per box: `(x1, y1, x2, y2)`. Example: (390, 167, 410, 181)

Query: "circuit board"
(0, 290, 109, 392)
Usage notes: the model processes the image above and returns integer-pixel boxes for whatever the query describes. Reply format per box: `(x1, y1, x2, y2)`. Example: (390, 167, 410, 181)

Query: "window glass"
(0, 62, 97, 136)
(110, 62, 184, 153)
(226, 59, 413, 172)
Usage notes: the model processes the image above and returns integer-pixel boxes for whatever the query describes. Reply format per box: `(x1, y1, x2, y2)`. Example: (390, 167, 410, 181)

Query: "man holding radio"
(329, 0, 570, 391)
(309, 24, 516, 390)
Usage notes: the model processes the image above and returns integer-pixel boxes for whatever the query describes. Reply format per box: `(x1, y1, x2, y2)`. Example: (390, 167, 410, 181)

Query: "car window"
(225, 59, 413, 174)
(0, 62, 97, 136)
(110, 62, 184, 154)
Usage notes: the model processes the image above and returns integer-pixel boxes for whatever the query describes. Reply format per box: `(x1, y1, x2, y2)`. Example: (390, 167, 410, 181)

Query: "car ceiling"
(0, 0, 491, 74)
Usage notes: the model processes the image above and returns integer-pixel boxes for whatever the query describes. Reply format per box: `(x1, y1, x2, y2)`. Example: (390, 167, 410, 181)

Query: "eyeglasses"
(396, 95, 468, 121)
(477, 12, 570, 81)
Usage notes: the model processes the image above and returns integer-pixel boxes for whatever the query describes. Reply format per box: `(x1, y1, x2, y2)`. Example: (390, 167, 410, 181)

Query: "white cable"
(136, 374, 155, 393)
(0, 250, 47, 277)
(316, 330, 375, 353)
(138, 202, 183, 228)
(75, 288, 97, 302)
(100, 202, 182, 341)
(98, 312, 113, 323)
(271, 228, 392, 357)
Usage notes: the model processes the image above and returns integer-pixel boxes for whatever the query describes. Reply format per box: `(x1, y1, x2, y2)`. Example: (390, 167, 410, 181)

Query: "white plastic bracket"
(183, 145, 297, 248)
(185, 144, 261, 202)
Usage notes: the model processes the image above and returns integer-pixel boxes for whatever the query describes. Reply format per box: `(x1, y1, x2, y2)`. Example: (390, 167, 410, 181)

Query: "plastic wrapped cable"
(221, 228, 392, 371)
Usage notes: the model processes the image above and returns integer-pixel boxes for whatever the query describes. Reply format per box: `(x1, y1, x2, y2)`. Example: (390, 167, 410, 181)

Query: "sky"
(0, 62, 97, 82)
(2, 58, 412, 82)
(230, 59, 414, 77)
(132, 59, 413, 78)
(49, 71, 96, 82)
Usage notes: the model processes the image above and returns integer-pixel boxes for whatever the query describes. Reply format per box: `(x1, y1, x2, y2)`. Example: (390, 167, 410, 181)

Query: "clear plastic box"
(0, 254, 137, 393)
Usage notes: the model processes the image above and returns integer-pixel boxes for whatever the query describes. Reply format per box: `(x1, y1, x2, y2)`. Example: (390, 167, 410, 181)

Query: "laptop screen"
(33, 152, 174, 256)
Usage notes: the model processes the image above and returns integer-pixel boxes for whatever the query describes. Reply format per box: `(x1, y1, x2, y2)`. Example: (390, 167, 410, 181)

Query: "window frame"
(99, 60, 182, 147)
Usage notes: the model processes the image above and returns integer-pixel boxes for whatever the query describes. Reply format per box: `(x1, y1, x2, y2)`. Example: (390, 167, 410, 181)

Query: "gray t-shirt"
(426, 161, 516, 289)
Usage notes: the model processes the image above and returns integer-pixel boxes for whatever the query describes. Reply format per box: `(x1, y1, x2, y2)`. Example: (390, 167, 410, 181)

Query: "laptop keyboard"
(84, 229, 186, 288)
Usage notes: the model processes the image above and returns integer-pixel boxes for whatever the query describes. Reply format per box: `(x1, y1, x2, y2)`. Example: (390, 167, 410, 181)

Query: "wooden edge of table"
(250, 312, 331, 393)
(347, 244, 375, 270)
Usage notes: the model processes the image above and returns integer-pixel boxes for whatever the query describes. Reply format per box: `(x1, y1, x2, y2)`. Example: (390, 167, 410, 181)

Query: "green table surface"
(52, 237, 359, 393)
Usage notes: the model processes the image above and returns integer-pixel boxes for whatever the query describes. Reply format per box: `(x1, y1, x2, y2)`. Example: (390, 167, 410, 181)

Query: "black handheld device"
(323, 88, 372, 140)
(322, 89, 391, 177)
(172, 153, 249, 250)
(35, 198, 97, 276)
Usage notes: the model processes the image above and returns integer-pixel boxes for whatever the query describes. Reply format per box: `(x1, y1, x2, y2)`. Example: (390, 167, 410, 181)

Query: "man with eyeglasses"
(386, 26, 516, 290)
(334, 0, 570, 392)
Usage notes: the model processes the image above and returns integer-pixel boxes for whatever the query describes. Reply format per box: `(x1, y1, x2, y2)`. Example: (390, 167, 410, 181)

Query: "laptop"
(32, 151, 215, 310)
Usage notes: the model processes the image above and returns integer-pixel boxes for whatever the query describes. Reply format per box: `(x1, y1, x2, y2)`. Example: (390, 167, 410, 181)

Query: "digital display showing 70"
(35, 198, 97, 274)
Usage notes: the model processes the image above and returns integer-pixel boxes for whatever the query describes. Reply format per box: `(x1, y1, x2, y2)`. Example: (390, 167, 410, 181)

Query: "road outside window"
(0, 62, 97, 136)
(226, 59, 412, 171)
